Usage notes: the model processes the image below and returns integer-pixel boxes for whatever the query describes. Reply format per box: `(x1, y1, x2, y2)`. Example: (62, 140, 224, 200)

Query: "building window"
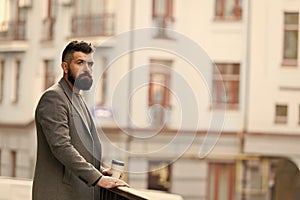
(149, 59, 172, 108)
(152, 0, 174, 37)
(96, 57, 108, 106)
(0, 1, 8, 36)
(213, 63, 240, 109)
(96, 71, 107, 106)
(0, 60, 4, 104)
(152, 0, 173, 20)
(208, 162, 235, 200)
(149, 73, 170, 107)
(215, 0, 242, 20)
(11, 150, 16, 177)
(236, 159, 270, 196)
(11, 60, 20, 104)
(275, 104, 288, 124)
(148, 160, 171, 192)
(44, 59, 55, 90)
(42, 0, 57, 41)
(148, 59, 172, 127)
(282, 12, 299, 66)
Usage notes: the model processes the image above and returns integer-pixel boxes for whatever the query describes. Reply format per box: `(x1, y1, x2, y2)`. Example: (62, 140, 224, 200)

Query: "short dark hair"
(61, 41, 95, 63)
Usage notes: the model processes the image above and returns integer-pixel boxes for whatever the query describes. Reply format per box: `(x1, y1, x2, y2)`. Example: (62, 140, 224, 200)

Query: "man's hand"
(101, 168, 113, 176)
(97, 176, 129, 188)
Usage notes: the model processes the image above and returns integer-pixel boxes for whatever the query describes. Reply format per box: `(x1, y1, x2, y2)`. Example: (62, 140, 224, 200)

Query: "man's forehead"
(73, 51, 94, 60)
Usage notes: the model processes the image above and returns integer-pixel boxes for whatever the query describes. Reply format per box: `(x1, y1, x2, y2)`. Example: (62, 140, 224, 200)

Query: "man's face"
(66, 51, 94, 90)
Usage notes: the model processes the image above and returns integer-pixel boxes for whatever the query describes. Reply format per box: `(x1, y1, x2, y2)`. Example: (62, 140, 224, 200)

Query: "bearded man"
(32, 41, 128, 200)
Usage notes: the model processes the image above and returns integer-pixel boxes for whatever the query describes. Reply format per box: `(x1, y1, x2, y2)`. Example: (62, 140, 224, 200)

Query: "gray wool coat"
(32, 78, 103, 200)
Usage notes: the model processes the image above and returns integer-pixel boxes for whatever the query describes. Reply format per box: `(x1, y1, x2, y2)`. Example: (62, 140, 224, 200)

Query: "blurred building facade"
(0, 0, 299, 200)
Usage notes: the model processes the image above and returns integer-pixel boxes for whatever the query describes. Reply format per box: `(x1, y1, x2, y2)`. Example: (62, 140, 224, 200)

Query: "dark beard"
(67, 67, 93, 91)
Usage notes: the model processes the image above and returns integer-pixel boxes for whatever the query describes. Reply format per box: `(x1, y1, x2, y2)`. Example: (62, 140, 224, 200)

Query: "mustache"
(78, 72, 92, 79)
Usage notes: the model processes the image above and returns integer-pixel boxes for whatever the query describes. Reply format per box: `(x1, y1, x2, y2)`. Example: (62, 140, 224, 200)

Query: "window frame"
(207, 161, 236, 200)
(148, 59, 172, 108)
(235, 158, 269, 195)
(152, 0, 174, 37)
(274, 104, 288, 124)
(148, 72, 170, 108)
(212, 63, 240, 110)
(282, 12, 299, 67)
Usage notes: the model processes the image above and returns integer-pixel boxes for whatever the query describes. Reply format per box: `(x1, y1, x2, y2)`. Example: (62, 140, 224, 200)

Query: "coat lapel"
(59, 78, 102, 162)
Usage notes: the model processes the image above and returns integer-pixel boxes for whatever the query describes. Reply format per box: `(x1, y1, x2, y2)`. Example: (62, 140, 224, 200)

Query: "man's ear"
(61, 62, 68, 74)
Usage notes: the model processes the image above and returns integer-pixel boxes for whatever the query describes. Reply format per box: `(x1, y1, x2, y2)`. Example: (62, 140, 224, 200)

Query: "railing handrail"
(0, 177, 183, 200)
(107, 187, 148, 200)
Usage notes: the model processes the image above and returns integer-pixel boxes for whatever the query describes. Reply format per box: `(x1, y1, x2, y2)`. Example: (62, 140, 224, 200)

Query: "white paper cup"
(111, 159, 125, 178)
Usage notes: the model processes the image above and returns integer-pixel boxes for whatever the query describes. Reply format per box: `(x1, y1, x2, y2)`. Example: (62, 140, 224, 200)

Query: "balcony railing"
(100, 187, 146, 200)
(71, 13, 115, 37)
(0, 20, 26, 41)
(100, 186, 183, 200)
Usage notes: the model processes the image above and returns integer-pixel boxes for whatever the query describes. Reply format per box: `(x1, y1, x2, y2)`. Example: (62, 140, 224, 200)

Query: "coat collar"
(58, 78, 94, 134)
(59, 77, 76, 101)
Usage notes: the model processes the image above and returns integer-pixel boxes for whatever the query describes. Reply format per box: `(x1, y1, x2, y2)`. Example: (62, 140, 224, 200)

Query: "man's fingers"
(115, 180, 130, 187)
(98, 176, 129, 188)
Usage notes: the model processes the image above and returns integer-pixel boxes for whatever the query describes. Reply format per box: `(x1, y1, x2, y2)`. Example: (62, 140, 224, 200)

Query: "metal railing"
(100, 186, 183, 200)
(0, 20, 26, 41)
(100, 187, 147, 200)
(71, 13, 115, 37)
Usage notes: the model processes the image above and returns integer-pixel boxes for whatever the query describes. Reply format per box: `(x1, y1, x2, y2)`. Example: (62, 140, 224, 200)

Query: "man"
(33, 41, 128, 200)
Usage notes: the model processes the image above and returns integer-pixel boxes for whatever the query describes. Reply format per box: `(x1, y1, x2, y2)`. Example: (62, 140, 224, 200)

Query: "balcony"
(0, 20, 26, 41)
(71, 14, 115, 37)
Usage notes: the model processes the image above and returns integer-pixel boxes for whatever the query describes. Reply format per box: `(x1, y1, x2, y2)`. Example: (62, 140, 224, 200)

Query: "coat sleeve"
(36, 89, 102, 187)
